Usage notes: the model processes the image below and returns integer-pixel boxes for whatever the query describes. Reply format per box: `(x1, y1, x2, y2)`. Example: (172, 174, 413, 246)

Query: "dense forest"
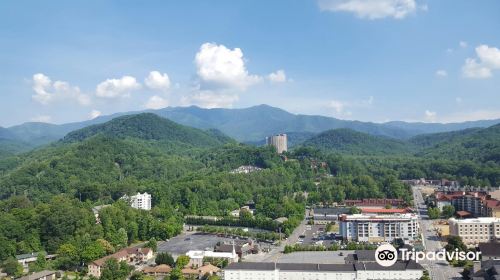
(0, 113, 499, 274)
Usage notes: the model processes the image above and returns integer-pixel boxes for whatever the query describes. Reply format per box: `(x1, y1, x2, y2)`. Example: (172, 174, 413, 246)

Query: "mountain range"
(1, 104, 500, 154)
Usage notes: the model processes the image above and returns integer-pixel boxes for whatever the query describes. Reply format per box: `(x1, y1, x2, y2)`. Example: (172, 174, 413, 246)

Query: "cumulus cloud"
(89, 110, 101, 120)
(424, 110, 437, 122)
(145, 71, 171, 91)
(96, 76, 141, 98)
(318, 0, 418, 19)
(195, 43, 261, 90)
(144, 95, 169, 110)
(462, 44, 500, 79)
(268, 70, 287, 83)
(435, 70, 448, 77)
(181, 90, 239, 109)
(31, 115, 52, 123)
(31, 73, 90, 106)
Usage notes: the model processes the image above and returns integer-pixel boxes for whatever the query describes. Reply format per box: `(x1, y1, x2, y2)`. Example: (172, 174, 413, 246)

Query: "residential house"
(16, 270, 57, 280)
(88, 247, 153, 278)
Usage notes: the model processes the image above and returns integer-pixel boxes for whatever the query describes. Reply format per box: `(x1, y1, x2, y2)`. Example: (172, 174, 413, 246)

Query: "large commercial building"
(223, 261, 424, 280)
(448, 217, 500, 246)
(186, 248, 238, 268)
(339, 213, 419, 242)
(266, 134, 287, 154)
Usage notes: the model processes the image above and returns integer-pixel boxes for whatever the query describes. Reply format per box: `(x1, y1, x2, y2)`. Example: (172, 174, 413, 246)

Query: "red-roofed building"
(434, 191, 500, 218)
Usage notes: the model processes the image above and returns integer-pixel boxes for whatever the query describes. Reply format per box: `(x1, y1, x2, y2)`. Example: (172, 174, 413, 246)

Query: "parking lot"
(297, 224, 340, 247)
(157, 232, 241, 257)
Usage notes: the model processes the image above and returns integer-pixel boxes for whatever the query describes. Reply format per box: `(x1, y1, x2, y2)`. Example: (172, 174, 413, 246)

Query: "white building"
(124, 192, 152, 210)
(449, 217, 500, 246)
(223, 262, 424, 280)
(339, 213, 419, 242)
(186, 248, 239, 268)
(266, 134, 287, 154)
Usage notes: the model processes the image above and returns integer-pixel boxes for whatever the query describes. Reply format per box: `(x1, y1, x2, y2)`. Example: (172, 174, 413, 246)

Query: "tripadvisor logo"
(375, 244, 481, 266)
(375, 244, 398, 267)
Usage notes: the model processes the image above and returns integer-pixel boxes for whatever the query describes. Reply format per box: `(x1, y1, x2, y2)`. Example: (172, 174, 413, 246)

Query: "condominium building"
(435, 191, 500, 217)
(223, 261, 424, 280)
(266, 134, 287, 154)
(448, 217, 500, 246)
(339, 213, 419, 242)
(125, 192, 152, 210)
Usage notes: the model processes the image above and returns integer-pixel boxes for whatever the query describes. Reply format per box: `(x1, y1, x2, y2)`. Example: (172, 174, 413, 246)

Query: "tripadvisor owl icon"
(375, 243, 398, 267)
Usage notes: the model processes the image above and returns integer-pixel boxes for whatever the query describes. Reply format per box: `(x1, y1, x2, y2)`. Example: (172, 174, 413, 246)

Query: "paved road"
(412, 186, 462, 280)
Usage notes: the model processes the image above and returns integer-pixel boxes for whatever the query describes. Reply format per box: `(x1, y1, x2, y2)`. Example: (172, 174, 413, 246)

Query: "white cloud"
(435, 70, 448, 77)
(268, 70, 287, 83)
(31, 73, 90, 106)
(195, 42, 261, 90)
(96, 76, 141, 98)
(89, 110, 101, 120)
(318, 0, 418, 19)
(424, 110, 437, 122)
(181, 90, 239, 109)
(31, 115, 52, 123)
(144, 95, 169, 110)
(459, 41, 468, 48)
(145, 71, 171, 91)
(328, 100, 346, 114)
(462, 44, 500, 79)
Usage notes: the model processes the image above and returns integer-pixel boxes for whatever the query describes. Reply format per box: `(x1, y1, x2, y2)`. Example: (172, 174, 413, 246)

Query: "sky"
(1, 0, 500, 127)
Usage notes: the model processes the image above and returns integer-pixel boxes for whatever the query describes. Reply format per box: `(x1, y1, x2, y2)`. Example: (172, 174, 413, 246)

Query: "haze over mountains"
(1, 105, 500, 152)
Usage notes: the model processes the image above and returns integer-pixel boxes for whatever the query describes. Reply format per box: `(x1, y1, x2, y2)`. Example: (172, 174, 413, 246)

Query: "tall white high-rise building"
(129, 192, 152, 210)
(266, 134, 287, 154)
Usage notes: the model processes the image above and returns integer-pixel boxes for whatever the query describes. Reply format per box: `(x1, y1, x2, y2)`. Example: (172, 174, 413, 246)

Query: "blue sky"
(1, 0, 500, 127)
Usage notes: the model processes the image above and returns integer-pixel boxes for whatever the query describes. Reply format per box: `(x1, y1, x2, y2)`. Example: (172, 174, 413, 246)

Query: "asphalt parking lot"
(157, 232, 241, 257)
(298, 224, 340, 246)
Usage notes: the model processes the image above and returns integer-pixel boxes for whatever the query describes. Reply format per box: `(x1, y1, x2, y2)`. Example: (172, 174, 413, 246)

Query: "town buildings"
(16, 253, 56, 269)
(339, 213, 419, 242)
(223, 261, 424, 280)
(186, 247, 239, 268)
(434, 191, 500, 217)
(266, 134, 287, 154)
(344, 198, 405, 208)
(448, 217, 500, 246)
(15, 270, 57, 280)
(88, 247, 153, 277)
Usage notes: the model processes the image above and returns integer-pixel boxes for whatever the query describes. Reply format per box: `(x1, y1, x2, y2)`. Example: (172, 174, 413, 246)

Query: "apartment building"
(339, 213, 419, 242)
(266, 134, 287, 154)
(449, 217, 500, 246)
(123, 192, 152, 210)
(435, 191, 500, 217)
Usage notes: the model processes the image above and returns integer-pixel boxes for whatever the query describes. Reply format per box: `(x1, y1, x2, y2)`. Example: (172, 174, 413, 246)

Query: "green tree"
(56, 243, 80, 270)
(175, 255, 190, 268)
(168, 268, 185, 280)
(428, 207, 441, 219)
(100, 259, 132, 280)
(442, 205, 455, 219)
(29, 252, 47, 272)
(145, 238, 158, 253)
(155, 252, 175, 266)
(2, 257, 23, 277)
(349, 206, 361, 214)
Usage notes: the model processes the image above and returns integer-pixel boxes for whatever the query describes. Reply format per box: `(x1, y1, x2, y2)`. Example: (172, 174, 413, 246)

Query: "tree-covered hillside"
(62, 113, 231, 148)
(302, 128, 411, 155)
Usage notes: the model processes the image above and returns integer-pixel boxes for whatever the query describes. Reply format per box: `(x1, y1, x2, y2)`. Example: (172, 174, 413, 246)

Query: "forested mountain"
(62, 113, 232, 148)
(5, 105, 500, 147)
(302, 128, 411, 155)
(408, 128, 482, 148)
(417, 124, 500, 164)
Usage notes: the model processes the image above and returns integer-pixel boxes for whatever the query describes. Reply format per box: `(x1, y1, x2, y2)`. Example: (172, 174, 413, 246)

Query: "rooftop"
(16, 270, 56, 280)
(478, 242, 500, 257)
(449, 217, 500, 224)
(225, 261, 423, 272)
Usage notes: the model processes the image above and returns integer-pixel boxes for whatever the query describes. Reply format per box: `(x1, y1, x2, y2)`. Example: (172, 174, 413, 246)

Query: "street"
(412, 186, 463, 280)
